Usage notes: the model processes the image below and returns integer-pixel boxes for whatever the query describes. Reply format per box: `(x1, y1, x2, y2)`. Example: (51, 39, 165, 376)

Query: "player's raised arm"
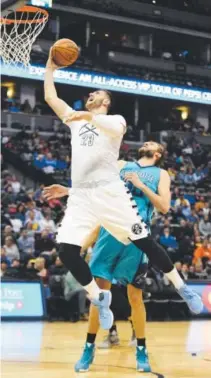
(125, 169, 171, 214)
(92, 114, 126, 137)
(44, 48, 74, 122)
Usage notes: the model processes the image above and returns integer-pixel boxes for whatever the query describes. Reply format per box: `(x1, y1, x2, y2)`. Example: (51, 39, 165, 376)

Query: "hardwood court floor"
(1, 320, 211, 378)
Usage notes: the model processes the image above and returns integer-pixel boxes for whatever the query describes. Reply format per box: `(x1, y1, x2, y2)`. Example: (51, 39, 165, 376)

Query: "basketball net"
(0, 6, 48, 68)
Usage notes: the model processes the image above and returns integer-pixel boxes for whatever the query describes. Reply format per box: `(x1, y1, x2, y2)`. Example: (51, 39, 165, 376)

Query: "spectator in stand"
(199, 215, 211, 237)
(49, 256, 67, 275)
(159, 227, 178, 251)
(34, 257, 48, 284)
(174, 193, 190, 209)
(18, 229, 35, 255)
(40, 214, 56, 233)
(43, 152, 57, 174)
(175, 219, 194, 240)
(193, 167, 204, 183)
(34, 184, 45, 201)
(9, 214, 23, 233)
(181, 203, 192, 219)
(178, 235, 194, 263)
(202, 202, 210, 217)
(1, 259, 9, 277)
(192, 239, 211, 265)
(25, 210, 41, 232)
(1, 247, 10, 266)
(195, 196, 206, 212)
(194, 262, 207, 279)
(2, 185, 17, 206)
(35, 229, 56, 256)
(63, 271, 87, 321)
(183, 167, 194, 185)
(2, 225, 14, 244)
(16, 203, 26, 223)
(9, 100, 20, 113)
(3, 236, 20, 262)
(20, 99, 32, 113)
(25, 201, 44, 222)
(186, 209, 199, 223)
(181, 264, 189, 280)
(10, 175, 21, 194)
(188, 266, 197, 279)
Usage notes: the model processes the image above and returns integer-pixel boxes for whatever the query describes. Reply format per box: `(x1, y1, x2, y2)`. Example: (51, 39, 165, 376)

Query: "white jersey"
(63, 107, 126, 188)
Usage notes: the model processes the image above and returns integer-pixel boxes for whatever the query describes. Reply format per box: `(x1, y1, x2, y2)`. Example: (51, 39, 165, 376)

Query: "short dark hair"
(101, 90, 114, 111)
(138, 141, 165, 167)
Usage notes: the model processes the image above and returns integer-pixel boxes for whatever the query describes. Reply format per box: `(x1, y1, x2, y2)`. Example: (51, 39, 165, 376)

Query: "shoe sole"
(137, 367, 151, 372)
(189, 294, 204, 314)
(99, 291, 114, 330)
(98, 341, 120, 349)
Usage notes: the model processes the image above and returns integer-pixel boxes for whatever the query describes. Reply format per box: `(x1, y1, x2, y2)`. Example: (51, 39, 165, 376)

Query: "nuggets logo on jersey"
(132, 223, 143, 235)
(79, 123, 99, 146)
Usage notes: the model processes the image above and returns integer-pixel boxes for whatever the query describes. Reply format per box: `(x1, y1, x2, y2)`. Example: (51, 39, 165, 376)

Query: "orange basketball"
(51, 39, 79, 67)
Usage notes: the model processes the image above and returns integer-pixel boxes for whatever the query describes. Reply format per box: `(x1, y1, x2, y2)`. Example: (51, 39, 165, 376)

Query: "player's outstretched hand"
(46, 47, 60, 71)
(43, 184, 69, 200)
(124, 172, 143, 189)
(67, 111, 93, 122)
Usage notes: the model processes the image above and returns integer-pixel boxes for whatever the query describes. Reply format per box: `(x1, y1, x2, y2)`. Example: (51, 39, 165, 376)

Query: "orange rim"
(0, 6, 49, 25)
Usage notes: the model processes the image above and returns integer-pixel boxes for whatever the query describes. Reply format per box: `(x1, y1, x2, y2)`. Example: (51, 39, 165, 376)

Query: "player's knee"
(128, 286, 143, 308)
(95, 277, 111, 290)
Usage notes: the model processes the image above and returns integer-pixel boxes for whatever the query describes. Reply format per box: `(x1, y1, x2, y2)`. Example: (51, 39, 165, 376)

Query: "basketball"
(51, 39, 79, 67)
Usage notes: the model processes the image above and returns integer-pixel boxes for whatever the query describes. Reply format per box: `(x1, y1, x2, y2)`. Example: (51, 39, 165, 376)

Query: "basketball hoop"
(0, 6, 48, 67)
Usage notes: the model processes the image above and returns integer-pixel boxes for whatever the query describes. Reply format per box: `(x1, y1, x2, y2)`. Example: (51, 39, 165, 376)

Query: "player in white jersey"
(44, 47, 203, 330)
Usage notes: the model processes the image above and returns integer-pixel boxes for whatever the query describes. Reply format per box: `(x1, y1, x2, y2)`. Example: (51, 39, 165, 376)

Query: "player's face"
(139, 141, 160, 157)
(85, 90, 109, 110)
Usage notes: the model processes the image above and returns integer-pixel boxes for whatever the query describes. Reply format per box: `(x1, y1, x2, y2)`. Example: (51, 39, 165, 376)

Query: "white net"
(0, 6, 48, 67)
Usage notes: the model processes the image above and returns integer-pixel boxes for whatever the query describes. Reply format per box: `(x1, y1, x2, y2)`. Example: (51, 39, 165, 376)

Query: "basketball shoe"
(177, 284, 203, 314)
(91, 290, 114, 330)
(136, 346, 151, 372)
(98, 331, 120, 349)
(75, 343, 95, 372)
(128, 330, 137, 347)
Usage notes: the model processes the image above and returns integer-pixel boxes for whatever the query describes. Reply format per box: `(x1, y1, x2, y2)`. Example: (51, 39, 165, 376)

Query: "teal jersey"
(120, 161, 161, 226)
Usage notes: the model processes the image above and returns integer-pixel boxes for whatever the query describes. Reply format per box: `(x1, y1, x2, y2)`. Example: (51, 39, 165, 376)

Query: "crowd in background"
(1, 129, 211, 319)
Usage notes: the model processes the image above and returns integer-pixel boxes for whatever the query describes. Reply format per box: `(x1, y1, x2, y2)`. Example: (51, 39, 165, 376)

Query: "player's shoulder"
(119, 160, 137, 171)
(160, 168, 170, 181)
(112, 114, 126, 126)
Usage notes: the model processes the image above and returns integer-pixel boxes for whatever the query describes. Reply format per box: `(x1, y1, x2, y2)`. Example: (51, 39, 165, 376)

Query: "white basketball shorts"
(56, 180, 149, 246)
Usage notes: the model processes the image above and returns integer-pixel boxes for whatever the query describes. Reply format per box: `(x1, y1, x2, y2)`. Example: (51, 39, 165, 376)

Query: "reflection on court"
(1, 320, 211, 378)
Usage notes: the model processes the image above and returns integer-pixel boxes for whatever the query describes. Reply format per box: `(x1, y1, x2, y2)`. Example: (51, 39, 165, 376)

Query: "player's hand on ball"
(68, 111, 93, 122)
(124, 172, 143, 188)
(46, 47, 60, 71)
(43, 184, 69, 200)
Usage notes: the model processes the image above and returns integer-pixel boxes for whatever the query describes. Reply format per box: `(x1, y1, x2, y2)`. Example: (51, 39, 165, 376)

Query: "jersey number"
(81, 134, 94, 146)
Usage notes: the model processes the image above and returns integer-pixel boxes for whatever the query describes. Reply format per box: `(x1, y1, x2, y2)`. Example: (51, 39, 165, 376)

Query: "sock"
(137, 338, 146, 347)
(86, 333, 96, 344)
(83, 278, 101, 300)
(109, 324, 117, 334)
(165, 267, 184, 290)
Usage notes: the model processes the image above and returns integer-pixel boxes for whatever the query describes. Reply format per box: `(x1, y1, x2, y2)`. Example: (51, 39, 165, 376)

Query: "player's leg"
(132, 236, 203, 314)
(112, 242, 151, 371)
(57, 191, 113, 330)
(100, 181, 203, 314)
(127, 284, 151, 372)
(75, 278, 111, 372)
